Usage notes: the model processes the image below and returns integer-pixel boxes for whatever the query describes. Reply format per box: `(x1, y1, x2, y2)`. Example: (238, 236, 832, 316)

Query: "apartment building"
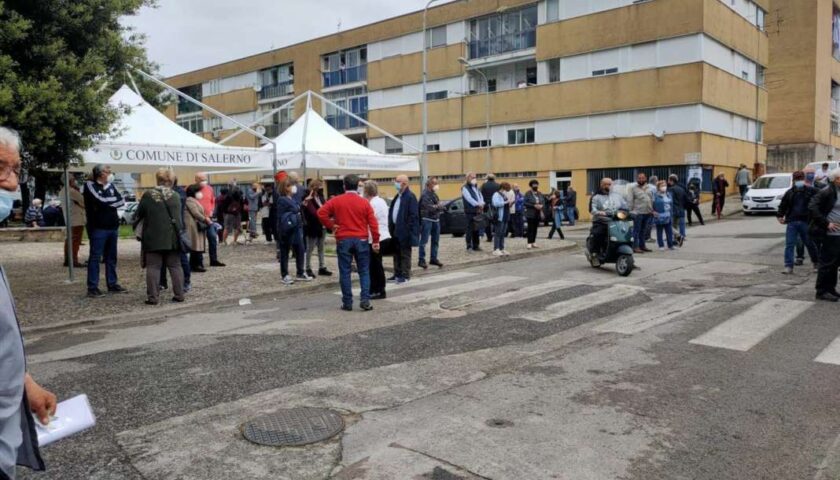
(765, 0, 840, 172)
(164, 0, 768, 210)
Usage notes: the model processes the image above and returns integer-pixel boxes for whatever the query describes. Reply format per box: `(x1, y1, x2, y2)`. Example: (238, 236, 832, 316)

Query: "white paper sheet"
(35, 394, 96, 447)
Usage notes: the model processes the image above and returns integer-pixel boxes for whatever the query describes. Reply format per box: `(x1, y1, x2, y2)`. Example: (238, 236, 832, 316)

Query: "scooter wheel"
(616, 254, 634, 277)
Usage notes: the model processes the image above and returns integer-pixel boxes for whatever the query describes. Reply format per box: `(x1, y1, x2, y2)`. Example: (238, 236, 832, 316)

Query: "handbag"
(163, 198, 191, 253)
(472, 213, 487, 231)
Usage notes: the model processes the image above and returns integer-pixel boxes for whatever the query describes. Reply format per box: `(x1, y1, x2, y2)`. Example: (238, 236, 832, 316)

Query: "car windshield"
(752, 176, 790, 189)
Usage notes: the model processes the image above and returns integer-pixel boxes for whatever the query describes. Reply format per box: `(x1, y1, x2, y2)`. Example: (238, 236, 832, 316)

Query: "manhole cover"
(242, 407, 345, 447)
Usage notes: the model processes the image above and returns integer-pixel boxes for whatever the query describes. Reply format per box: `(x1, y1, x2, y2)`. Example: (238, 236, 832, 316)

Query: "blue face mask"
(795, 180, 806, 188)
(0, 189, 16, 222)
(394, 182, 401, 192)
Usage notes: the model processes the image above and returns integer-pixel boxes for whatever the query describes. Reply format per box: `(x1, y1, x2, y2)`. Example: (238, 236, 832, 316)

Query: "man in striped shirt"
(83, 164, 127, 298)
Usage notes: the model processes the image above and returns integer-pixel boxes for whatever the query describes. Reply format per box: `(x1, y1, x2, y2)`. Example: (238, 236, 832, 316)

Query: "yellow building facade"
(765, 0, 840, 172)
(161, 0, 768, 216)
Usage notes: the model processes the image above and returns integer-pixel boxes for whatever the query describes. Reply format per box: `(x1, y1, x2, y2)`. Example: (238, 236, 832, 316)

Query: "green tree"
(0, 0, 162, 202)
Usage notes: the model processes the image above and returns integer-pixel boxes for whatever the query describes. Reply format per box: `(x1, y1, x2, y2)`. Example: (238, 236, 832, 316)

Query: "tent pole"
(63, 167, 74, 283)
(125, 69, 141, 95)
(218, 91, 309, 145)
(301, 92, 312, 183)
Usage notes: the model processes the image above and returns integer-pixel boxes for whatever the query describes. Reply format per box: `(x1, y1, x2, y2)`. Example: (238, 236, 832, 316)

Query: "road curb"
(21, 242, 578, 336)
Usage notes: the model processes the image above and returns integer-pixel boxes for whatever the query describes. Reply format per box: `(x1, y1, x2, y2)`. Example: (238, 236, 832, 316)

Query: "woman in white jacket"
(363, 180, 391, 300)
(491, 182, 514, 256)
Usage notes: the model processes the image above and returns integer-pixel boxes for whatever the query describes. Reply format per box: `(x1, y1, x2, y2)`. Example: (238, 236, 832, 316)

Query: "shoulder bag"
(163, 197, 191, 253)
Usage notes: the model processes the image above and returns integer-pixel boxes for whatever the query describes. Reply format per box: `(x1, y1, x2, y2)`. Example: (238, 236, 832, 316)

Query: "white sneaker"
(296, 273, 314, 282)
(659, 247, 666, 252)
(493, 250, 503, 256)
(502, 250, 511, 256)
(281, 275, 295, 285)
(527, 244, 533, 249)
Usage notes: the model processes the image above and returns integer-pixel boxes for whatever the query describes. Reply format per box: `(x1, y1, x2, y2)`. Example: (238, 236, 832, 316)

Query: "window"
(426, 144, 441, 152)
(756, 6, 766, 31)
(324, 86, 368, 130)
(426, 26, 447, 49)
(469, 140, 491, 148)
(177, 115, 204, 134)
(385, 137, 403, 154)
(592, 67, 619, 77)
(507, 128, 535, 145)
(487, 78, 497, 92)
(741, 71, 749, 81)
(176, 84, 202, 115)
(546, 0, 559, 22)
(755, 122, 764, 143)
(205, 79, 220, 96)
(322, 46, 367, 87)
(548, 59, 561, 83)
(757, 66, 766, 87)
(259, 63, 294, 99)
(468, 5, 537, 59)
(426, 91, 448, 101)
(526, 66, 537, 86)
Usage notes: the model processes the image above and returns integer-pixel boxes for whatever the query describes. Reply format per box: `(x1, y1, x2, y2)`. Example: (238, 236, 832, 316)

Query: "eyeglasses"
(0, 163, 21, 180)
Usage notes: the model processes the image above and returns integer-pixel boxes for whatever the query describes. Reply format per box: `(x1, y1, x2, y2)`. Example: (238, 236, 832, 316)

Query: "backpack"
(279, 210, 300, 235)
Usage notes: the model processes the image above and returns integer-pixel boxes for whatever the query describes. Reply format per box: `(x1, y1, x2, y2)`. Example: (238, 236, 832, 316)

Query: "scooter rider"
(590, 178, 628, 254)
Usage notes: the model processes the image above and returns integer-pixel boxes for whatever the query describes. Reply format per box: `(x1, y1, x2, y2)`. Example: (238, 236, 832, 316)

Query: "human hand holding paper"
(25, 374, 56, 425)
(34, 394, 96, 447)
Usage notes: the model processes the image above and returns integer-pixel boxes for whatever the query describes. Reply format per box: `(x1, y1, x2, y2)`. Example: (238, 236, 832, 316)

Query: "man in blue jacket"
(388, 174, 419, 284)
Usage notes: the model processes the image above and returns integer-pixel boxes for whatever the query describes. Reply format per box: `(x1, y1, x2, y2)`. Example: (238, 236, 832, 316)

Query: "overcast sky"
(124, 0, 453, 77)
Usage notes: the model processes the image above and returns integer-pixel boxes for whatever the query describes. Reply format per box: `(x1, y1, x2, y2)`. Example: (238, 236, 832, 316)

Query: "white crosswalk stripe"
(688, 298, 812, 352)
(594, 293, 723, 335)
(387, 276, 525, 304)
(441, 280, 579, 313)
(518, 284, 645, 323)
(333, 271, 479, 296)
(815, 337, 840, 366)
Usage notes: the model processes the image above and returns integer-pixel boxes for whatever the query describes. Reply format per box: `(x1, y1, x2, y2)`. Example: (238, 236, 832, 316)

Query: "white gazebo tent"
(72, 85, 275, 174)
(211, 91, 420, 179)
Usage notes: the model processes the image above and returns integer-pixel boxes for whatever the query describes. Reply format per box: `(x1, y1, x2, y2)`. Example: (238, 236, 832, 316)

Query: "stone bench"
(0, 227, 66, 243)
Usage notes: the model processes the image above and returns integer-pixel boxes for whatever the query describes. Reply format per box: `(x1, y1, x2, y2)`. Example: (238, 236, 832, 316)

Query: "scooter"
(585, 209, 635, 277)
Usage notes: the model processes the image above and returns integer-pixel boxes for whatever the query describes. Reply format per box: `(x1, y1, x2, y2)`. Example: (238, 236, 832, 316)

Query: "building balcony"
(176, 101, 202, 115)
(325, 111, 368, 131)
(322, 64, 367, 88)
(468, 30, 537, 60)
(258, 81, 294, 101)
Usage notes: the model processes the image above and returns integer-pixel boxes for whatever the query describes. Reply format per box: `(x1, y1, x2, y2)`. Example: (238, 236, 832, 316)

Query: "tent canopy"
(71, 85, 274, 174)
(254, 106, 419, 175)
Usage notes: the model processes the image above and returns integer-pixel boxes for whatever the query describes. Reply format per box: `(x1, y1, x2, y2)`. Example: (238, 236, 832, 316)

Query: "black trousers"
(526, 217, 540, 244)
(816, 235, 840, 294)
(393, 238, 412, 280)
(590, 222, 608, 254)
(278, 235, 304, 277)
(465, 213, 481, 250)
(262, 217, 274, 242)
(687, 203, 704, 225)
(370, 238, 390, 295)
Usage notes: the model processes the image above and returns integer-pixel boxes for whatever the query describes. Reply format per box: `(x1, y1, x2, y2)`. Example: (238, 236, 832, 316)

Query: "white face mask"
(291, 185, 298, 195)
(195, 192, 204, 200)
(470, 179, 477, 186)
(200, 180, 208, 187)
(106, 173, 115, 184)
(433, 185, 440, 192)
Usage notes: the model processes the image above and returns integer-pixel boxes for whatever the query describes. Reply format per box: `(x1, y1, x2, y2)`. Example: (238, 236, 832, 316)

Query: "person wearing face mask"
(418, 177, 445, 270)
(302, 179, 331, 278)
(511, 184, 525, 238)
(59, 175, 87, 268)
(246, 182, 262, 242)
(461, 172, 485, 251)
(777, 171, 819, 275)
(275, 177, 313, 285)
(184, 184, 209, 273)
(652, 180, 675, 251)
(626, 173, 654, 254)
(388, 174, 420, 283)
(523, 179, 545, 249)
(809, 168, 840, 301)
(0, 126, 58, 480)
(795, 167, 821, 266)
(83, 164, 127, 298)
(194, 173, 225, 267)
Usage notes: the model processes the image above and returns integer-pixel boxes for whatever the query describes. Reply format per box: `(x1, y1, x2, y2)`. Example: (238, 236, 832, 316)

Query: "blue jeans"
(785, 221, 818, 268)
(419, 219, 440, 263)
(206, 224, 219, 262)
(338, 238, 371, 307)
(565, 206, 576, 226)
(656, 221, 674, 248)
(87, 228, 118, 290)
(633, 214, 652, 249)
(494, 220, 508, 250)
(554, 209, 564, 227)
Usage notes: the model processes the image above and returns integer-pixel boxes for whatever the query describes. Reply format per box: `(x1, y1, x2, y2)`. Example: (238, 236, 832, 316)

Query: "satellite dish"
(256, 125, 267, 136)
(253, 84, 262, 92)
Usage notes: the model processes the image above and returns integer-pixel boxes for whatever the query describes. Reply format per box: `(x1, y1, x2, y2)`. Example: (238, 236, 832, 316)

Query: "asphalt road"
(18, 214, 840, 480)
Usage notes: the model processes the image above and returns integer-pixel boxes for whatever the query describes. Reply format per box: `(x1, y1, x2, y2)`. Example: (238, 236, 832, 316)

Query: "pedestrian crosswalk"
(353, 269, 840, 368)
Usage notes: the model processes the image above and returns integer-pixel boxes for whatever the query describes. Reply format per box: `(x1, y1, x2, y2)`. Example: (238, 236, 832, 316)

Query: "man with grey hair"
(0, 126, 57, 479)
(84, 164, 127, 298)
(809, 167, 840, 301)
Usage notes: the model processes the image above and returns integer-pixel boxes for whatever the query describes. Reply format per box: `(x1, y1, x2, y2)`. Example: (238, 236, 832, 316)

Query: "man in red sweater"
(318, 174, 380, 311)
(194, 172, 225, 267)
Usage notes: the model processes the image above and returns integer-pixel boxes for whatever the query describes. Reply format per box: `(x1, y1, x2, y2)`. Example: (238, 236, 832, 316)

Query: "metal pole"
(302, 92, 312, 182)
(474, 68, 491, 175)
(218, 91, 309, 145)
(63, 167, 74, 283)
(421, 0, 436, 189)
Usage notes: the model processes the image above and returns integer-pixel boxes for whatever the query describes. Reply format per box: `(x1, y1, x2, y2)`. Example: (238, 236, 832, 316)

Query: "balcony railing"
(259, 81, 294, 101)
(468, 30, 537, 59)
(263, 123, 292, 139)
(325, 111, 368, 130)
(322, 64, 367, 88)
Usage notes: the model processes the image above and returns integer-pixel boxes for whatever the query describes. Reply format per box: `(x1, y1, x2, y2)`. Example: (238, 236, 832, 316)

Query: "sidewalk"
(2, 230, 575, 332)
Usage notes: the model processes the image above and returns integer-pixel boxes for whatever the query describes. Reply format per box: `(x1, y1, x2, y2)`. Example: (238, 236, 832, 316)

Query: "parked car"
(119, 201, 138, 225)
(805, 161, 839, 173)
(742, 173, 792, 215)
(440, 198, 468, 237)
